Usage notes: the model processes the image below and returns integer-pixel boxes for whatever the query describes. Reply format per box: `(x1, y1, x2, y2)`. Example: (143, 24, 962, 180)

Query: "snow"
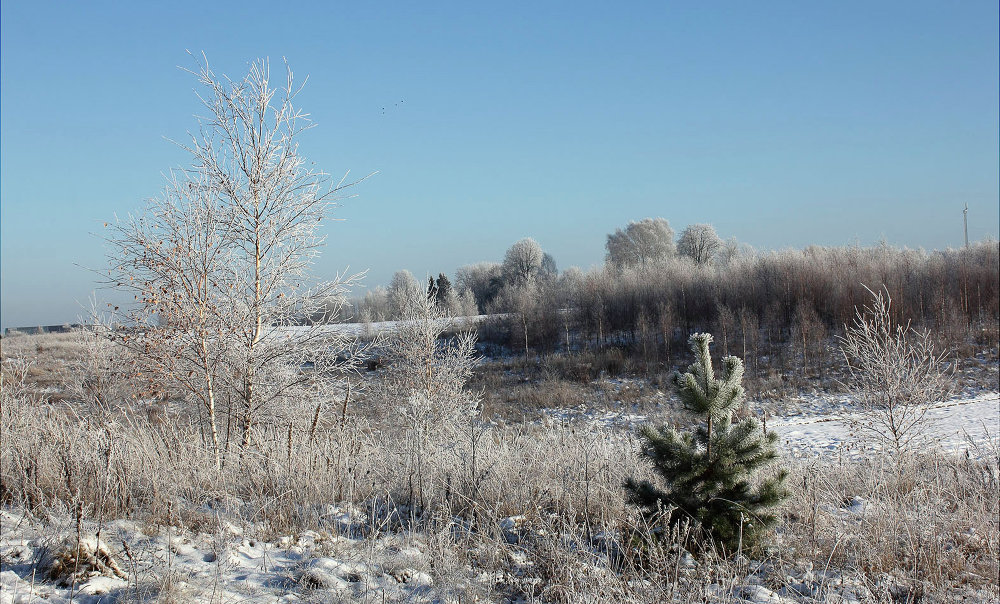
(1, 374, 996, 602)
(769, 391, 999, 459)
(0, 507, 445, 603)
(275, 314, 494, 339)
(539, 390, 1000, 461)
(735, 584, 787, 603)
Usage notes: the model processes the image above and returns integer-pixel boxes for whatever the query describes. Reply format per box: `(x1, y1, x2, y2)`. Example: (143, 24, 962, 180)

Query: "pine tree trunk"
(707, 416, 713, 462)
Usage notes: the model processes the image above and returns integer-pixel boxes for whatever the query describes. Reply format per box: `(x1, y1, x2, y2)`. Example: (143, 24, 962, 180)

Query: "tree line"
(527, 242, 995, 372)
(343, 218, 998, 373)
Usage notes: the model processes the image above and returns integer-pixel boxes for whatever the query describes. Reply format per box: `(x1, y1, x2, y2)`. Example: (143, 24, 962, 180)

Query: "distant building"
(3, 324, 86, 336)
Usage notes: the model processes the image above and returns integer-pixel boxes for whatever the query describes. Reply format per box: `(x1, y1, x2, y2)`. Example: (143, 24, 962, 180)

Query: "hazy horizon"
(3, 1, 998, 330)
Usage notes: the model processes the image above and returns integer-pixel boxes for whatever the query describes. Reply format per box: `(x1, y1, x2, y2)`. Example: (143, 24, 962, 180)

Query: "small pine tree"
(625, 332, 788, 554)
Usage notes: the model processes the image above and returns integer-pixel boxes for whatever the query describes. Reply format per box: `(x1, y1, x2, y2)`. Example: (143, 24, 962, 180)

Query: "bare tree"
(106, 171, 233, 467)
(378, 292, 480, 509)
(737, 306, 759, 375)
(655, 300, 675, 366)
(716, 236, 747, 266)
(387, 270, 424, 319)
(793, 301, 825, 375)
(605, 217, 675, 270)
(455, 262, 503, 312)
(677, 223, 722, 265)
(540, 252, 558, 280)
(715, 303, 736, 357)
(558, 267, 584, 351)
(636, 309, 656, 367)
(839, 287, 953, 462)
(494, 281, 540, 363)
(502, 237, 544, 286)
(352, 286, 391, 323)
(108, 56, 368, 459)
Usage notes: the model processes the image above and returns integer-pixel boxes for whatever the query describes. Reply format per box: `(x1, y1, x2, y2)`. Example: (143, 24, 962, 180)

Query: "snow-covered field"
(4, 390, 995, 603)
(4, 513, 968, 604)
(542, 387, 1000, 460)
(770, 391, 999, 460)
(1, 343, 997, 603)
(275, 315, 494, 339)
(0, 506, 449, 604)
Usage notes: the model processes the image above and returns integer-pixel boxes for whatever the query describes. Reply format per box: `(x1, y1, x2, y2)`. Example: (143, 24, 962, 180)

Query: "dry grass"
(1, 331, 89, 398)
(471, 354, 663, 421)
(2, 332, 998, 602)
(781, 452, 999, 594)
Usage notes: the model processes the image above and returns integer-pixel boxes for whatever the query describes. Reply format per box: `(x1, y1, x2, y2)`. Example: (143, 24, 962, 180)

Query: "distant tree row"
(344, 270, 478, 323)
(606, 218, 734, 269)
(474, 236, 998, 376)
(340, 237, 559, 323)
(332, 217, 997, 375)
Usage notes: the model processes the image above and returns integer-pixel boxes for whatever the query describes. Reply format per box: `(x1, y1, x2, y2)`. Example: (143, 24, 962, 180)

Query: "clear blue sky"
(2, 1, 998, 329)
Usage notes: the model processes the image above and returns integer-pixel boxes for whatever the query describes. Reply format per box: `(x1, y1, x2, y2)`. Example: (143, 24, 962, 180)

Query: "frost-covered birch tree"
(605, 217, 675, 270)
(107, 55, 368, 458)
(106, 171, 234, 468)
(377, 292, 480, 510)
(387, 270, 424, 319)
(839, 287, 953, 462)
(677, 223, 722, 265)
(502, 238, 544, 286)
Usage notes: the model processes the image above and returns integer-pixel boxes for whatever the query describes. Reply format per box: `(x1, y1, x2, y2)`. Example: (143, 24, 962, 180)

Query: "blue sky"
(2, 1, 998, 328)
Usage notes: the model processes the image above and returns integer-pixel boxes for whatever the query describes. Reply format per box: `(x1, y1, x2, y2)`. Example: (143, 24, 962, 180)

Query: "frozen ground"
(543, 387, 1000, 461)
(769, 391, 999, 460)
(0, 506, 453, 604)
(3, 496, 996, 604)
(2, 386, 997, 602)
(275, 315, 493, 339)
(5, 503, 994, 604)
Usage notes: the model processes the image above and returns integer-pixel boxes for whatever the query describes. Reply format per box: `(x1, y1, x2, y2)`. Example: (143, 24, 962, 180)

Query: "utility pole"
(963, 203, 969, 248)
